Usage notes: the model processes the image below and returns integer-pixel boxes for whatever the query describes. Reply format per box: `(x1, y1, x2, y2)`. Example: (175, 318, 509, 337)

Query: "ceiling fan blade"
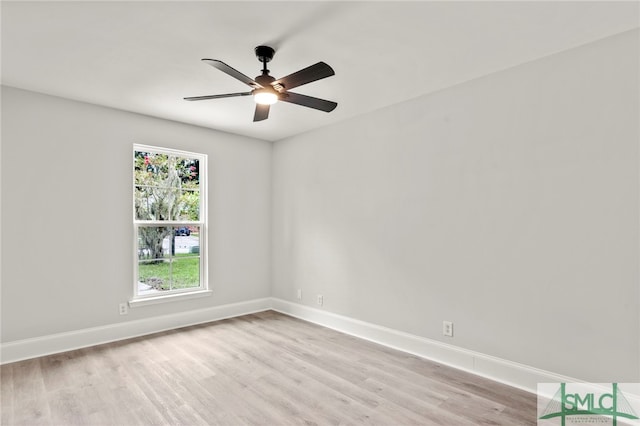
(184, 92, 252, 101)
(273, 62, 335, 91)
(253, 103, 270, 122)
(202, 59, 262, 88)
(279, 92, 337, 112)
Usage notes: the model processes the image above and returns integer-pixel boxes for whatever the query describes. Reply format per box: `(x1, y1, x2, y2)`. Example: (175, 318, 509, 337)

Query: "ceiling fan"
(184, 45, 337, 122)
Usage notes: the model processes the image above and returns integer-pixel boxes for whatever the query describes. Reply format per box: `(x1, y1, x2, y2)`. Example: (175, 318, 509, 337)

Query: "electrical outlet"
(443, 321, 453, 337)
(296, 289, 302, 300)
(119, 303, 129, 315)
(317, 294, 323, 306)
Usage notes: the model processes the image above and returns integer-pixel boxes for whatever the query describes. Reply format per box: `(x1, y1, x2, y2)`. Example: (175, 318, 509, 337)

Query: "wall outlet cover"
(443, 320, 453, 337)
(119, 303, 129, 315)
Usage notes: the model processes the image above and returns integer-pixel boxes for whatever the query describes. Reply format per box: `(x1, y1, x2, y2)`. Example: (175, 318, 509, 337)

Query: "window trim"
(128, 289, 212, 308)
(131, 144, 208, 305)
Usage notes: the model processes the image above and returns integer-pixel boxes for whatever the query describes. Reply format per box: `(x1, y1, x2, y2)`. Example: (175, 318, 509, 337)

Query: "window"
(132, 144, 208, 304)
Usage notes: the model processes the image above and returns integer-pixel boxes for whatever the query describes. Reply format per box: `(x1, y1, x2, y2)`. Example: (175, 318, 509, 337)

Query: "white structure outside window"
(131, 144, 209, 306)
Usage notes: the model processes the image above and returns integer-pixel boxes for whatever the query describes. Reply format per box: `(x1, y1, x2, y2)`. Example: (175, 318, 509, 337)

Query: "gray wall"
(2, 29, 638, 383)
(272, 30, 639, 382)
(1, 86, 272, 342)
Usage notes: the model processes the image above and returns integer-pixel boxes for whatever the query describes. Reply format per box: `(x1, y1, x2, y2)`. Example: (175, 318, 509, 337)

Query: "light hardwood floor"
(1, 310, 536, 425)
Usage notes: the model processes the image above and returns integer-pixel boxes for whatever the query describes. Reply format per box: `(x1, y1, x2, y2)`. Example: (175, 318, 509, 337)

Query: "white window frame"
(130, 144, 209, 307)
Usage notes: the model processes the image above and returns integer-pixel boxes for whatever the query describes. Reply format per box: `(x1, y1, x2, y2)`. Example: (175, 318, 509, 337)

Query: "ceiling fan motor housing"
(255, 74, 276, 86)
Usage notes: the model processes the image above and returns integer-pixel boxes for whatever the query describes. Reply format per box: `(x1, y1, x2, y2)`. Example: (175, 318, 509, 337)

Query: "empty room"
(1, 1, 639, 425)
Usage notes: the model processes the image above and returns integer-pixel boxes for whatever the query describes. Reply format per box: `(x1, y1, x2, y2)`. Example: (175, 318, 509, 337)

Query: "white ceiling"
(2, 1, 638, 142)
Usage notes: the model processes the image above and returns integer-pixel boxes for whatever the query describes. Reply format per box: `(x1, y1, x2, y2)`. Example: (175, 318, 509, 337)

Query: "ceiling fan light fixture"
(253, 89, 278, 105)
(184, 46, 337, 122)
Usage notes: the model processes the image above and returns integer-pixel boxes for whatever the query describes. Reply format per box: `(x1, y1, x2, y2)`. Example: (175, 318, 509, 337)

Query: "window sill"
(129, 290, 212, 308)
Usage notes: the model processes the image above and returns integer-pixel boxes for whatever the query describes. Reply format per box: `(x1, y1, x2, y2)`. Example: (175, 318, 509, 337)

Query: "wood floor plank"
(226, 318, 440, 425)
(246, 315, 459, 406)
(1, 311, 537, 425)
(254, 312, 536, 424)
(0, 363, 14, 425)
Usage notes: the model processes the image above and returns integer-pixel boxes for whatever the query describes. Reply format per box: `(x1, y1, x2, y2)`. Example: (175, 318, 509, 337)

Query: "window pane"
(134, 151, 169, 183)
(134, 186, 153, 220)
(138, 258, 171, 293)
(138, 226, 172, 260)
(170, 257, 200, 290)
(134, 151, 200, 222)
(177, 190, 199, 221)
(173, 226, 200, 290)
(173, 226, 199, 252)
(137, 225, 200, 294)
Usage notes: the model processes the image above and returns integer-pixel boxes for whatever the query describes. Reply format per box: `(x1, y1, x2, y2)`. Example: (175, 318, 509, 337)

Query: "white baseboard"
(1, 297, 271, 365)
(270, 298, 580, 394)
(1, 296, 581, 395)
